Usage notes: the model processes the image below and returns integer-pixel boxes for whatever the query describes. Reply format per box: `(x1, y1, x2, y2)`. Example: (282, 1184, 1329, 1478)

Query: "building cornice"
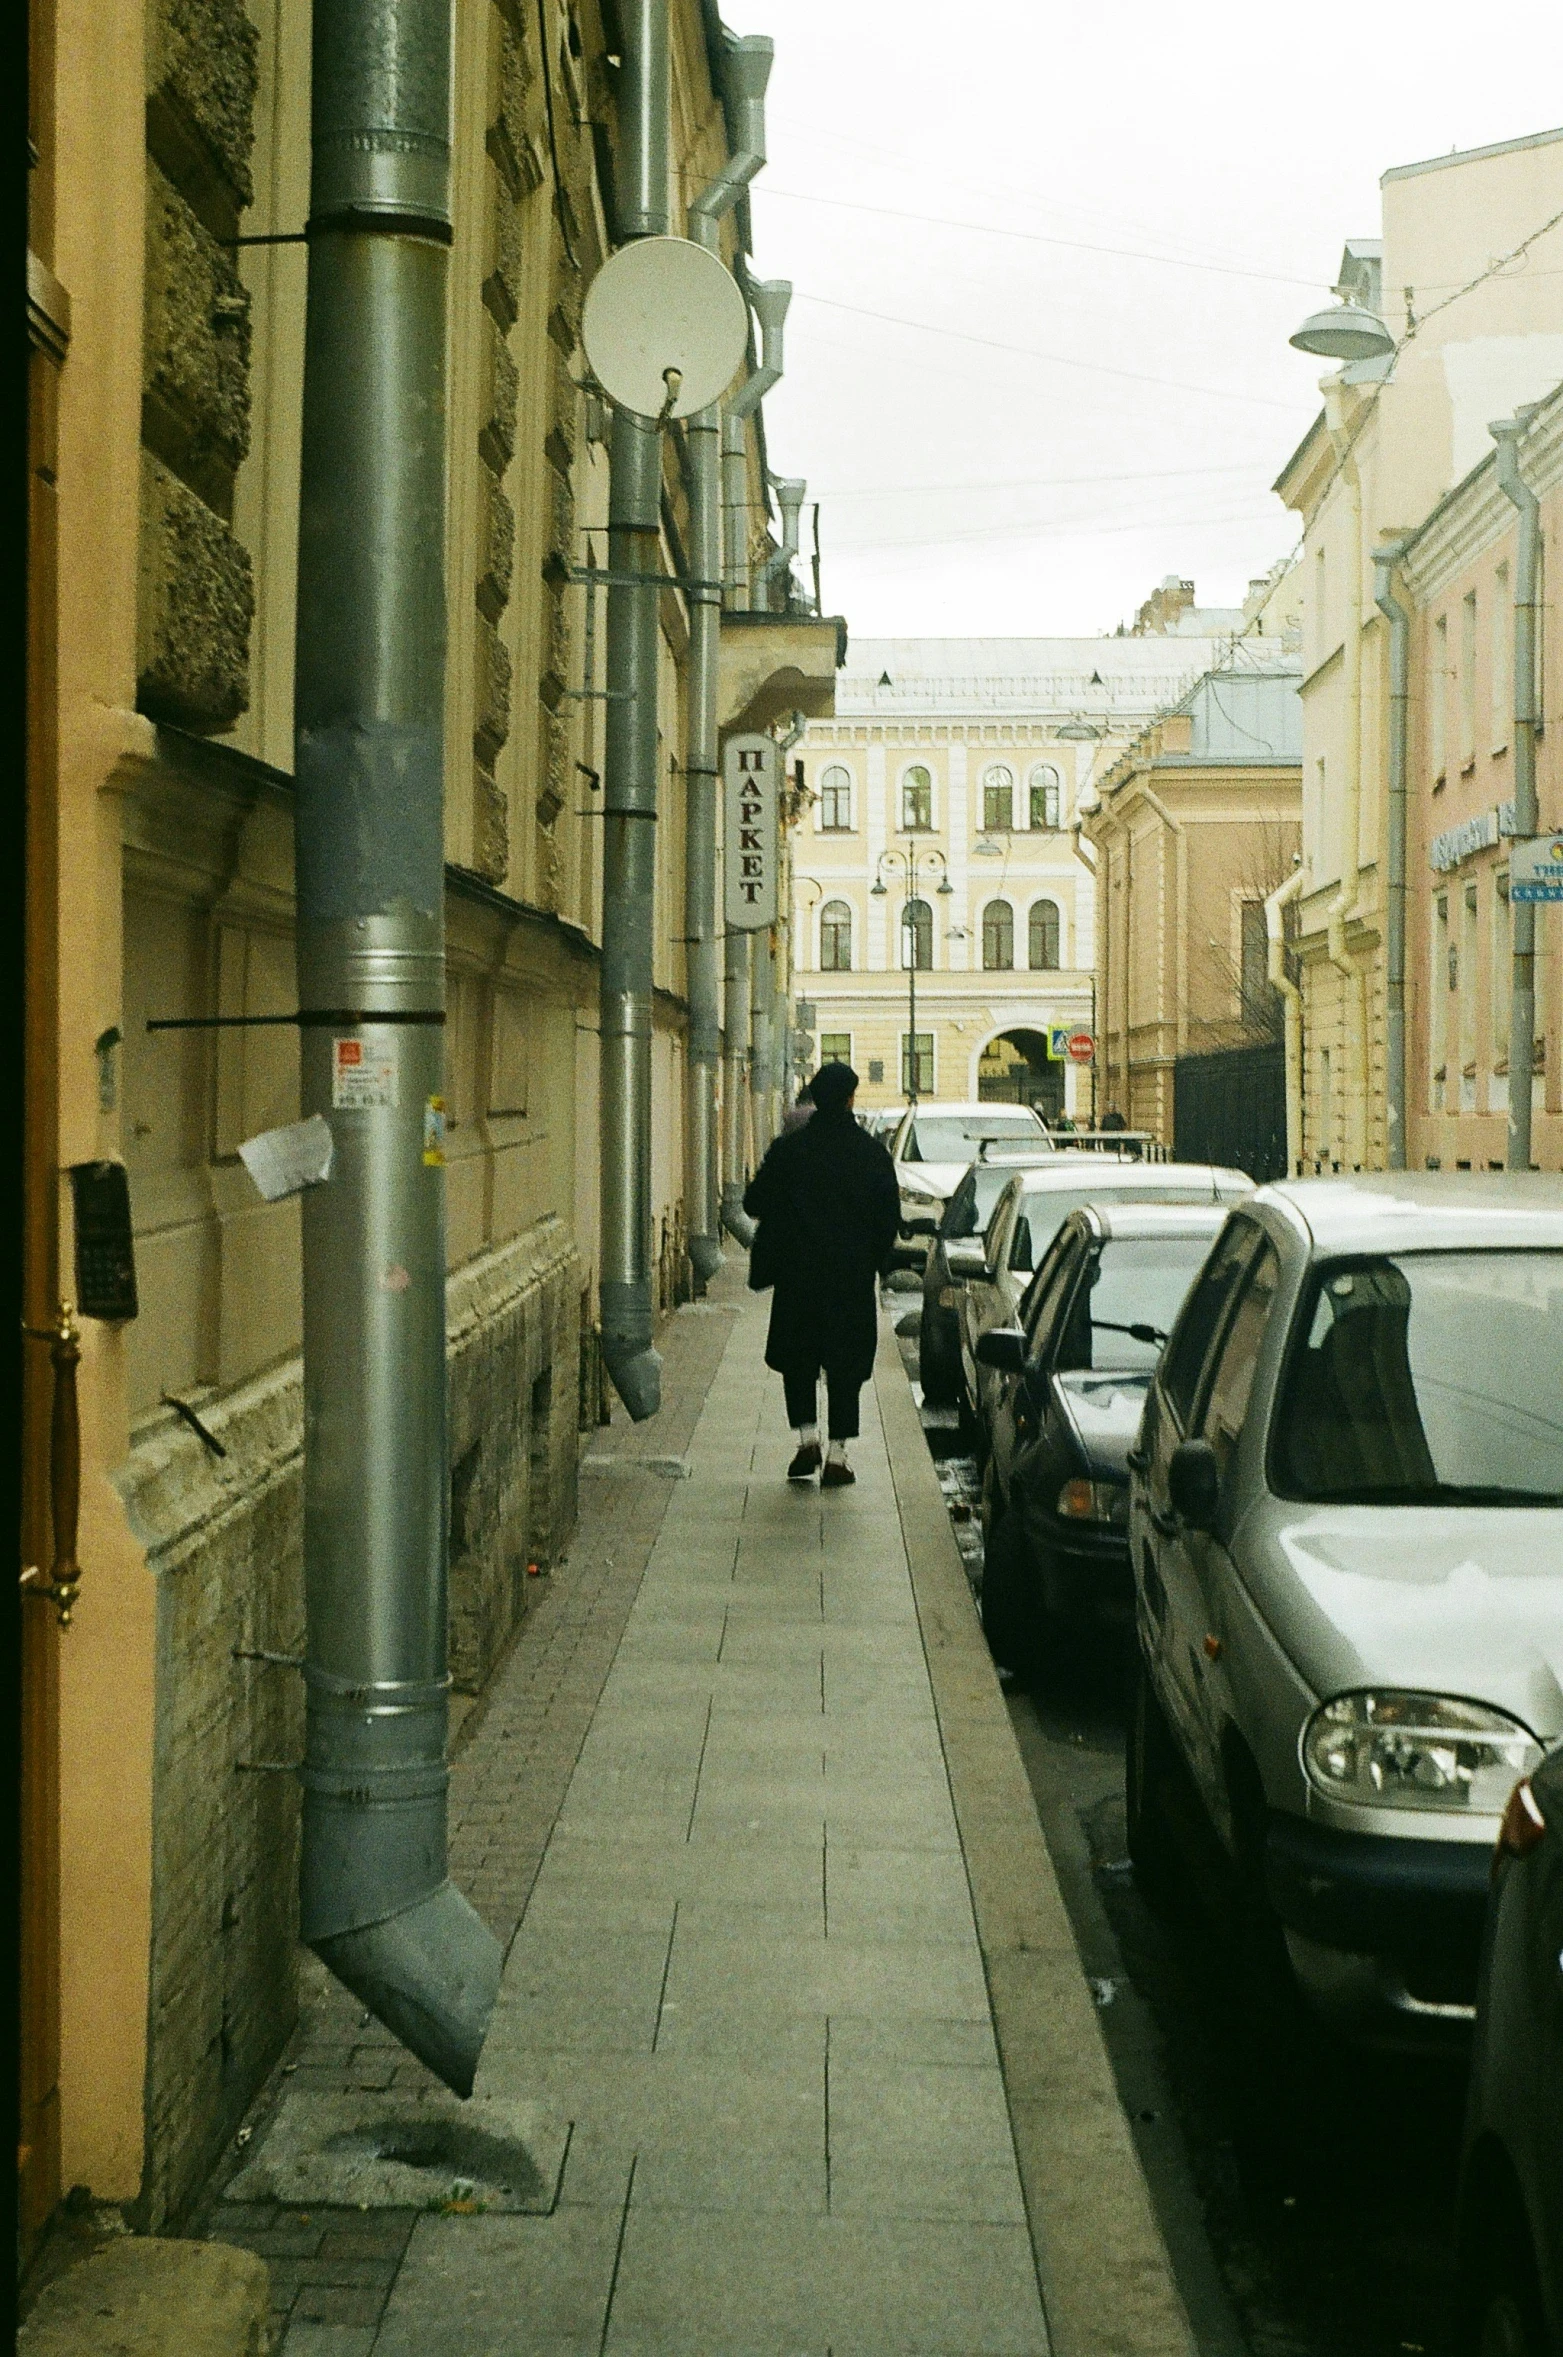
(1400, 381, 1563, 603)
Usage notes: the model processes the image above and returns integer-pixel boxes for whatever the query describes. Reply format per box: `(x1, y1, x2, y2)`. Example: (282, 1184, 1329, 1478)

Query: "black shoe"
(821, 1458, 856, 1488)
(788, 1442, 822, 1481)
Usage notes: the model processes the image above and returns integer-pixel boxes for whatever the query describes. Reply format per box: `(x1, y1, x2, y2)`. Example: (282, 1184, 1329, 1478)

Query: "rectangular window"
(1239, 901, 1272, 1030)
(1432, 892, 1449, 1110)
(1460, 590, 1477, 767)
(1492, 563, 1511, 751)
(819, 1032, 851, 1066)
(1431, 614, 1448, 781)
(901, 1031, 934, 1096)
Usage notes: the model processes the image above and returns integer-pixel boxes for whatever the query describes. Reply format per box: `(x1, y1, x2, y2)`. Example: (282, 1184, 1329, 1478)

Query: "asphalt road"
(890, 1308, 1469, 2357)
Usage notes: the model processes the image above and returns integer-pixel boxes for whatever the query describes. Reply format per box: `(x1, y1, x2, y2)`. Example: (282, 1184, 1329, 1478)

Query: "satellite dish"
(582, 237, 749, 422)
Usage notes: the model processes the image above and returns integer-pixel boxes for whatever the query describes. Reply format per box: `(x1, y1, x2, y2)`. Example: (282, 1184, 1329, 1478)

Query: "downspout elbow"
(688, 34, 771, 246)
(728, 277, 791, 418)
(598, 1307, 664, 1422)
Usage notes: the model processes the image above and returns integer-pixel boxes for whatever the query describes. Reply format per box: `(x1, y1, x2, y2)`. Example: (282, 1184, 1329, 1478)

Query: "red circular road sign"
(1066, 1031, 1095, 1063)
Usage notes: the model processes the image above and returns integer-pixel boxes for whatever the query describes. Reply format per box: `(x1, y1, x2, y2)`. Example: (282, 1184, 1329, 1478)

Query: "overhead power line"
(817, 461, 1268, 500)
(763, 184, 1322, 290)
(792, 291, 1304, 413)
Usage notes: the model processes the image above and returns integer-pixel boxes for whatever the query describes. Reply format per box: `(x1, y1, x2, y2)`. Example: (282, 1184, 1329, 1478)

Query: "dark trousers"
(782, 1361, 861, 1441)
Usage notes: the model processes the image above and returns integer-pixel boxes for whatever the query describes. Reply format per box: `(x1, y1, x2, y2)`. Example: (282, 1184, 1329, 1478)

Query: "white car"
(1129, 1172, 1563, 2037)
(889, 1101, 1052, 1264)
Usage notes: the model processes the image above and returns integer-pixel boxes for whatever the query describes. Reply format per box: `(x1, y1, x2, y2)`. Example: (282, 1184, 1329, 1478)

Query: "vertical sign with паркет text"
(723, 733, 778, 931)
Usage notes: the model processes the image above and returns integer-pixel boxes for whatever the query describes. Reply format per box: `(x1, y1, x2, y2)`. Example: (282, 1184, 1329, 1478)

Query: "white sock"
(797, 1423, 820, 1446)
(826, 1439, 847, 1466)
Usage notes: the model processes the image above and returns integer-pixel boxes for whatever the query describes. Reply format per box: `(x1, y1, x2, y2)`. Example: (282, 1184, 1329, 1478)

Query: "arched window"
(818, 764, 853, 831)
(982, 898, 1014, 971)
(819, 899, 853, 971)
(901, 897, 933, 971)
(1029, 764, 1062, 831)
(1029, 898, 1061, 970)
(982, 762, 1015, 832)
(901, 765, 933, 831)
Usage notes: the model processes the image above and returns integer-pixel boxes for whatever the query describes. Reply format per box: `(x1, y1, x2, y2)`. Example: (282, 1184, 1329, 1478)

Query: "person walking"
(743, 1061, 899, 1486)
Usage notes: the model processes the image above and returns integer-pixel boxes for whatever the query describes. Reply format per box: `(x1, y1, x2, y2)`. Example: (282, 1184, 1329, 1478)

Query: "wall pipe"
(685, 33, 772, 1281)
(1324, 395, 1367, 1168)
(1493, 409, 1542, 1173)
(598, 0, 669, 1419)
(722, 278, 790, 609)
(756, 477, 806, 611)
(1266, 866, 1306, 1175)
(749, 924, 774, 1155)
(1372, 538, 1412, 1170)
(292, 0, 500, 2094)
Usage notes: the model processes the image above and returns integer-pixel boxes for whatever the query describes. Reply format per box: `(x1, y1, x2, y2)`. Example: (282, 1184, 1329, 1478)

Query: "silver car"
(953, 1159, 1253, 1440)
(889, 1101, 1052, 1264)
(1128, 1173, 1563, 2037)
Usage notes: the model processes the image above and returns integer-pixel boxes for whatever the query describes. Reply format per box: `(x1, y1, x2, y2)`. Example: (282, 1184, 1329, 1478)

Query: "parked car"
(977, 1203, 1232, 1674)
(956, 1161, 1252, 1439)
(918, 1151, 1058, 1403)
(889, 1101, 1051, 1263)
(1456, 1738, 1563, 2357)
(1127, 1173, 1563, 2038)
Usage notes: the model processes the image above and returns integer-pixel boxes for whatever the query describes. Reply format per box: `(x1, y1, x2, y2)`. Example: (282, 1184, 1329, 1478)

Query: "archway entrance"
(978, 1028, 1064, 1121)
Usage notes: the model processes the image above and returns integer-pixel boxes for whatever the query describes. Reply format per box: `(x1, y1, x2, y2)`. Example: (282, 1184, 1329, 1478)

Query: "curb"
(876, 1331, 1198, 2357)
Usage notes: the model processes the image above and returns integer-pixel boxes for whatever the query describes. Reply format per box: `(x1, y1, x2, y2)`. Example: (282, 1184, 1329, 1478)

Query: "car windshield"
(1274, 1250, 1563, 1505)
(942, 1163, 1032, 1238)
(910, 1112, 1043, 1162)
(1055, 1235, 1220, 1373)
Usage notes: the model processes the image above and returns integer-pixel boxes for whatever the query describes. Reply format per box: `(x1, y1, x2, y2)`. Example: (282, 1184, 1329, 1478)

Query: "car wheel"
(1125, 1654, 1180, 1912)
(918, 1310, 960, 1405)
(980, 1504, 1035, 1679)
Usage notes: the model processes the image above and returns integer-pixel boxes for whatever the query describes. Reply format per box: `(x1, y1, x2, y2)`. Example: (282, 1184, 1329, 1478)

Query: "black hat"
(807, 1061, 858, 1111)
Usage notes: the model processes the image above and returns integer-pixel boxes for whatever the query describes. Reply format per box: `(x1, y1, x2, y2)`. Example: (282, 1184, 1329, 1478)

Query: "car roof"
(1010, 1161, 1249, 1198)
(1079, 1202, 1232, 1240)
(1251, 1172, 1563, 1256)
(906, 1102, 1043, 1122)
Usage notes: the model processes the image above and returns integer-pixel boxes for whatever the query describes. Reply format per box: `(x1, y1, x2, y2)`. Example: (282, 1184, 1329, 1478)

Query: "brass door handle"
(21, 1302, 81, 1625)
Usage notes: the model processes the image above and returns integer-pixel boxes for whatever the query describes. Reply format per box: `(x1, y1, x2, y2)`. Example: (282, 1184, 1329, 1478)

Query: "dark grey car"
(917, 1153, 1052, 1404)
(1456, 1740, 1563, 2356)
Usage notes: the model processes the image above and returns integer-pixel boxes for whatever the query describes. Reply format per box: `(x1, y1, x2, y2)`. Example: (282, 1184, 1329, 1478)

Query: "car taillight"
(1495, 1777, 1547, 1874)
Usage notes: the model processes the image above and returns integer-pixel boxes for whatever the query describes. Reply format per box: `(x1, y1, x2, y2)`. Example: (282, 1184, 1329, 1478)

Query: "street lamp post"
(872, 846, 953, 1104)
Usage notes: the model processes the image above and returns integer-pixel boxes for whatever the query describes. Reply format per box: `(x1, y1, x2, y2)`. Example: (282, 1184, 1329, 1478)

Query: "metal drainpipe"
(722, 278, 790, 610)
(756, 477, 806, 611)
(1324, 399, 1367, 1168)
(1493, 410, 1542, 1173)
(1266, 866, 1306, 1175)
(685, 35, 772, 1282)
(1373, 540, 1412, 1170)
(720, 923, 756, 1242)
(293, 0, 500, 2095)
(598, 0, 669, 1419)
(750, 924, 774, 1155)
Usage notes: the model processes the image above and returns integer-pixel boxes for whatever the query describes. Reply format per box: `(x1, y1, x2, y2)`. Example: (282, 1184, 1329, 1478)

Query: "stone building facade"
(1275, 126, 1563, 1174)
(24, 0, 833, 2249)
(1082, 655, 1303, 1143)
(795, 630, 1229, 1125)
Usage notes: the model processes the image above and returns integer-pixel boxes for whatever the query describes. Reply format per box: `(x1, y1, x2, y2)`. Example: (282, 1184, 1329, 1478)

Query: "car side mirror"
(1168, 1438, 1220, 1533)
(944, 1239, 989, 1281)
(975, 1326, 1026, 1375)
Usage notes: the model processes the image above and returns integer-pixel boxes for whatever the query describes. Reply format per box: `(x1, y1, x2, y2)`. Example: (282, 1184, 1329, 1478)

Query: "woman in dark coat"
(743, 1061, 900, 1486)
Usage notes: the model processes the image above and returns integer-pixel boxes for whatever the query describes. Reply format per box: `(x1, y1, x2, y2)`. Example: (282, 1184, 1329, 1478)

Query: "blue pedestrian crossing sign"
(1512, 834, 1563, 902)
(1048, 1026, 1071, 1061)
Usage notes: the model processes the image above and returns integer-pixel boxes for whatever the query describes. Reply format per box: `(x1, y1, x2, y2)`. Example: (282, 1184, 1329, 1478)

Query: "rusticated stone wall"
(138, 0, 258, 731)
(117, 1219, 582, 2228)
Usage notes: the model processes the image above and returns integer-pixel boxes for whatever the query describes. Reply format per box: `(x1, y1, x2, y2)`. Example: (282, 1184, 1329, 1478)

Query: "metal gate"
(1173, 1042, 1286, 1182)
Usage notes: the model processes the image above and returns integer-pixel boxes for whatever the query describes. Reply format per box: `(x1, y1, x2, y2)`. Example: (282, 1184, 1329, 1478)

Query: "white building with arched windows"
(793, 628, 1235, 1120)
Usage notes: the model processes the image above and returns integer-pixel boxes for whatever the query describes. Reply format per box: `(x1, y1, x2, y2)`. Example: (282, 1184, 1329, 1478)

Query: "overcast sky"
(745, 1, 1563, 640)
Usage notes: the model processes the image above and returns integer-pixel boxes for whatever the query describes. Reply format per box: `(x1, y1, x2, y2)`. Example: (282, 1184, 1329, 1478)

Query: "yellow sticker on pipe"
(423, 1096, 447, 1166)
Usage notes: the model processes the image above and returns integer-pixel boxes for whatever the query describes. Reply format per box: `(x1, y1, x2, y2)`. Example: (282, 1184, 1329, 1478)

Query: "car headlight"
(900, 1177, 943, 1205)
(1301, 1691, 1542, 1814)
(1056, 1478, 1128, 1527)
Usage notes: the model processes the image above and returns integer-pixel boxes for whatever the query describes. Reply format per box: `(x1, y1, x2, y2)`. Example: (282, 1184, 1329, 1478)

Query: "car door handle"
(1147, 1502, 1178, 1536)
(1125, 1446, 1148, 1474)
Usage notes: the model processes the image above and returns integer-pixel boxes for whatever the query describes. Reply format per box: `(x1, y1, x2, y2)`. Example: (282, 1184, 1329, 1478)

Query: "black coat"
(743, 1109, 900, 1382)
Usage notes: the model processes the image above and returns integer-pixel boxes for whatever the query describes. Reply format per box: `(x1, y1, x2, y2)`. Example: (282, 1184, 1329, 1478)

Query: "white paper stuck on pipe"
(239, 1113, 334, 1202)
